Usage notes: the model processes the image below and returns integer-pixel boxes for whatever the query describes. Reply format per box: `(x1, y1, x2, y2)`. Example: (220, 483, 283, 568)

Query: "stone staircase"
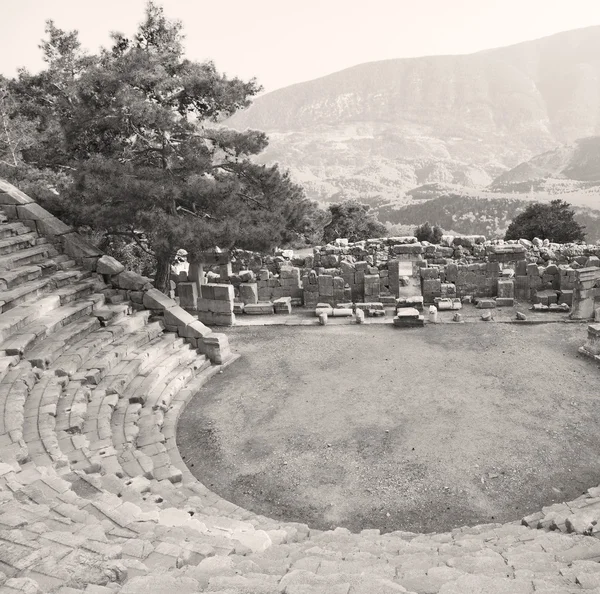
(1, 183, 600, 592)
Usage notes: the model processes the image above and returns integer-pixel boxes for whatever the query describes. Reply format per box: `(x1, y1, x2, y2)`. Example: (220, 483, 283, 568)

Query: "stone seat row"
(4, 195, 600, 592)
(0, 208, 319, 590)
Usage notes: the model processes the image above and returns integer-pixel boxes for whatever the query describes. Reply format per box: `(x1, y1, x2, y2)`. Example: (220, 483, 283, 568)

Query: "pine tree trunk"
(154, 254, 171, 295)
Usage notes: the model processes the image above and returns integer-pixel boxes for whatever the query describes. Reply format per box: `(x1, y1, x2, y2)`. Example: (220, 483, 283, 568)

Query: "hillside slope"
(492, 136, 600, 188)
(229, 26, 600, 204)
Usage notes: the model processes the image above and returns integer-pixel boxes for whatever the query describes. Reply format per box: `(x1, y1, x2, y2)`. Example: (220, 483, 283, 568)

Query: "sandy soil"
(177, 323, 600, 534)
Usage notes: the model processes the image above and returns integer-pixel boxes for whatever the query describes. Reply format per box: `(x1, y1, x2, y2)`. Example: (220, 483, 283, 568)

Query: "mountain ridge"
(228, 25, 600, 206)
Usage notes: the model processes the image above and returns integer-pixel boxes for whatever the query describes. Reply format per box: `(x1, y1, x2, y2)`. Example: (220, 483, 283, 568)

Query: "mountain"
(492, 136, 600, 188)
(228, 26, 600, 205)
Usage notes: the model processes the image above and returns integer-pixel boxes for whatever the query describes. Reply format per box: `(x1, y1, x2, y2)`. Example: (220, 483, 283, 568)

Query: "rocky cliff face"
(228, 26, 600, 204)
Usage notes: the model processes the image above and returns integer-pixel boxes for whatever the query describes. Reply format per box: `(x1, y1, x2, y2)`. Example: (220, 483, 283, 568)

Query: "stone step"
(0, 268, 92, 314)
(0, 221, 31, 239)
(0, 243, 56, 272)
(50, 320, 163, 475)
(7, 297, 104, 361)
(52, 324, 133, 379)
(144, 351, 210, 412)
(0, 264, 42, 291)
(0, 466, 132, 591)
(162, 356, 239, 489)
(0, 232, 38, 256)
(0, 254, 80, 293)
(128, 342, 195, 405)
(80, 321, 164, 386)
(133, 350, 207, 484)
(91, 303, 132, 326)
(55, 380, 91, 437)
(0, 362, 40, 465)
(81, 389, 124, 476)
(19, 316, 101, 365)
(54, 277, 106, 306)
(51, 312, 151, 381)
(0, 295, 62, 348)
(112, 343, 193, 480)
(22, 372, 69, 470)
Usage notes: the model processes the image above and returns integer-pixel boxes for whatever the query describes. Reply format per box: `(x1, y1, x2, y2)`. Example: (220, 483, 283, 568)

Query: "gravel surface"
(177, 322, 600, 534)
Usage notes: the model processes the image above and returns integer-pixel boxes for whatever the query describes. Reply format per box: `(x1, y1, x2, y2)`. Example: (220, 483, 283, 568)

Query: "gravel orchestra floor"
(178, 322, 600, 534)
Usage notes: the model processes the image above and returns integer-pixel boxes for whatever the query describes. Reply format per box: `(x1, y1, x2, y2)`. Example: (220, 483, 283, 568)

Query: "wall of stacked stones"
(174, 235, 600, 322)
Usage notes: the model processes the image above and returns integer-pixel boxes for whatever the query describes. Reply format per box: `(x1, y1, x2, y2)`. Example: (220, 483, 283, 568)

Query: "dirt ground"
(177, 323, 600, 534)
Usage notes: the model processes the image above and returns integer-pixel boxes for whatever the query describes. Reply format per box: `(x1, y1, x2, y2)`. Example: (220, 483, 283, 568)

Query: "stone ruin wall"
(175, 235, 600, 323)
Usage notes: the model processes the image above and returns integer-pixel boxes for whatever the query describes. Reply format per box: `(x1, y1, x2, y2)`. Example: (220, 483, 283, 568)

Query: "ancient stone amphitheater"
(2, 178, 600, 593)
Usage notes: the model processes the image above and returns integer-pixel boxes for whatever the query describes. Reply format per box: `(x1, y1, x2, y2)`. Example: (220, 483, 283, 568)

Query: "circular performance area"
(178, 322, 600, 534)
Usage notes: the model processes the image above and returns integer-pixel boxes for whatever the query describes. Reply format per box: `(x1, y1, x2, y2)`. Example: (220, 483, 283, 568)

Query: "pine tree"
(504, 200, 586, 243)
(322, 200, 387, 243)
(10, 2, 321, 291)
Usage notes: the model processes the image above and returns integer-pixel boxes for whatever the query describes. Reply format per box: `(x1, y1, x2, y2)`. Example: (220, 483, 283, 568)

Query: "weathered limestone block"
(0, 179, 34, 204)
(239, 283, 258, 305)
(496, 297, 514, 307)
(143, 288, 175, 310)
(97, 255, 125, 276)
(476, 299, 496, 309)
(393, 244, 424, 255)
(197, 311, 235, 326)
(238, 269, 255, 282)
(178, 282, 198, 310)
(422, 279, 441, 298)
(244, 302, 274, 315)
(497, 279, 515, 299)
(393, 308, 424, 327)
(318, 275, 334, 297)
(581, 323, 600, 356)
(61, 232, 103, 260)
(559, 290, 573, 305)
(420, 267, 439, 280)
(273, 297, 292, 314)
(514, 275, 529, 300)
(181, 320, 212, 339)
(364, 275, 380, 297)
(535, 289, 558, 306)
(115, 271, 152, 291)
(212, 283, 234, 301)
(164, 305, 196, 329)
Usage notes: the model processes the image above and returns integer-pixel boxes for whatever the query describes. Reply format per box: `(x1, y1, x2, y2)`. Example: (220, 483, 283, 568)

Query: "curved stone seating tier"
(2, 182, 600, 591)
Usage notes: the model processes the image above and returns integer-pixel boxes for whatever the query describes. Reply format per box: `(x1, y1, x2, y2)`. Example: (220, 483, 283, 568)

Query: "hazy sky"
(2, 0, 600, 92)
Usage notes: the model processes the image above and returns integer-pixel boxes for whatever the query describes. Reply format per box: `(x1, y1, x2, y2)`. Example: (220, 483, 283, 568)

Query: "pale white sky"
(2, 0, 600, 92)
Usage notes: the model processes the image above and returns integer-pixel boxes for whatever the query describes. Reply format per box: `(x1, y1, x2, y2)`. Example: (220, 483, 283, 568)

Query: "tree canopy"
(504, 199, 586, 243)
(322, 200, 387, 244)
(4, 2, 321, 291)
(414, 221, 443, 244)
